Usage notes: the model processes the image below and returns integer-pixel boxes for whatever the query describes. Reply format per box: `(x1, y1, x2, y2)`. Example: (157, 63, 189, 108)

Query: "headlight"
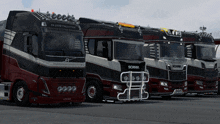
(185, 81, 187, 86)
(113, 84, 122, 91)
(57, 86, 63, 92)
(160, 81, 168, 86)
(63, 86, 68, 92)
(216, 81, 218, 86)
(196, 80, 203, 85)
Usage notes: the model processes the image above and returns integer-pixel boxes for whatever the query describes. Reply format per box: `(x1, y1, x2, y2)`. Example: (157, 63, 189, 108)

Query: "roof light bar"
(52, 13, 57, 19)
(57, 14, 62, 20)
(118, 22, 135, 28)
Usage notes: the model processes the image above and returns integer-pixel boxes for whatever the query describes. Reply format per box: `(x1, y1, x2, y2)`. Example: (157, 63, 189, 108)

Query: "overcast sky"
(1, 0, 220, 57)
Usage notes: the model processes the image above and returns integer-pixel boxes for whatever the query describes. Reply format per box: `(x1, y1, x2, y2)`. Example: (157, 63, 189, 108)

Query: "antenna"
(200, 26, 206, 32)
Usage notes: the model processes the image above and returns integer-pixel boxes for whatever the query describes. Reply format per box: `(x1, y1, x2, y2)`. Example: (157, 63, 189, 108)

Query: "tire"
(13, 81, 30, 106)
(86, 80, 103, 102)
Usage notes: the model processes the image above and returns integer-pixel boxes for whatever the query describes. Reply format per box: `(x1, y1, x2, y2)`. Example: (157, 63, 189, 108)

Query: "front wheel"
(13, 81, 30, 106)
(86, 80, 103, 102)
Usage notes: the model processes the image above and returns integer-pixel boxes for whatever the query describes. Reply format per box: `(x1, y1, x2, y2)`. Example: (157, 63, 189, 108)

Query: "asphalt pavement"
(0, 94, 220, 124)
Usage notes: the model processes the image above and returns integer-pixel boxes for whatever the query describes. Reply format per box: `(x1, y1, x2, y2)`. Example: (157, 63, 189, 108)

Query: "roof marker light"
(52, 13, 57, 19)
(161, 28, 168, 32)
(118, 22, 135, 28)
(62, 15, 67, 20)
(31, 9, 34, 12)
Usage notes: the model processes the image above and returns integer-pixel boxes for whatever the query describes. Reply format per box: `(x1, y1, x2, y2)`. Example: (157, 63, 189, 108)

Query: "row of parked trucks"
(0, 10, 218, 106)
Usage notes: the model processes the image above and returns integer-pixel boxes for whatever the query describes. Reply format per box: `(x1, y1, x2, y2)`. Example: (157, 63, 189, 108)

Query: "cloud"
(0, 0, 26, 20)
(1, 0, 220, 33)
(1, 0, 220, 57)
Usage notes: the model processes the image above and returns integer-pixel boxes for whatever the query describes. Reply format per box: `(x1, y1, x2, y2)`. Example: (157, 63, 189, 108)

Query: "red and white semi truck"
(141, 28, 188, 98)
(0, 10, 86, 106)
(183, 31, 218, 95)
(79, 18, 149, 102)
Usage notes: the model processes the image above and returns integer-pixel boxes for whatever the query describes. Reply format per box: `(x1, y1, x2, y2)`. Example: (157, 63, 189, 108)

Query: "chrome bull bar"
(117, 71, 149, 101)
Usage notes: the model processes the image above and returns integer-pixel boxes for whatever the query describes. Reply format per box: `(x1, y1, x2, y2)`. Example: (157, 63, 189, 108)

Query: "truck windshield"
(44, 31, 84, 55)
(114, 41, 143, 61)
(196, 45, 216, 60)
(160, 42, 184, 59)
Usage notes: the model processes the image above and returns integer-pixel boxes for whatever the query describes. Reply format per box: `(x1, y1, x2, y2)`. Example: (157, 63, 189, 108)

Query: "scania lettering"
(79, 18, 149, 102)
(0, 10, 86, 106)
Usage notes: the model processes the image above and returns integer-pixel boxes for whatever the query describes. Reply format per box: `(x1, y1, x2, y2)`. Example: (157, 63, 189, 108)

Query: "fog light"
(113, 84, 122, 91)
(67, 86, 72, 92)
(132, 76, 135, 81)
(164, 88, 169, 90)
(63, 86, 67, 92)
(72, 86, 77, 92)
(57, 86, 63, 92)
(184, 87, 187, 90)
(199, 86, 203, 89)
(136, 76, 140, 81)
(143, 76, 146, 81)
(196, 80, 203, 85)
(123, 76, 128, 81)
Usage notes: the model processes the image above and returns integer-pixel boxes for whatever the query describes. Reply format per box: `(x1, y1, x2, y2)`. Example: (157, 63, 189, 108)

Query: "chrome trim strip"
(3, 45, 86, 68)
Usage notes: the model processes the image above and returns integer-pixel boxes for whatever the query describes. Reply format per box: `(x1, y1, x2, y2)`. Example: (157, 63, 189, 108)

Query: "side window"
(88, 39, 112, 59)
(24, 35, 32, 53)
(24, 34, 38, 56)
(96, 40, 111, 59)
(96, 41, 104, 57)
(32, 35, 38, 56)
(107, 41, 111, 59)
(88, 39, 95, 55)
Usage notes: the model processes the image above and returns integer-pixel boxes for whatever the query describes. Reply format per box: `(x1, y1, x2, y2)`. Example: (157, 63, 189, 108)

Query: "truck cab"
(0, 10, 86, 106)
(183, 32, 218, 94)
(79, 18, 149, 102)
(141, 28, 188, 98)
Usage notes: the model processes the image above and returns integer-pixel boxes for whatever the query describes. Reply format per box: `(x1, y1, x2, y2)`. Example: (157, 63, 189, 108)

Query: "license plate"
(173, 89, 183, 94)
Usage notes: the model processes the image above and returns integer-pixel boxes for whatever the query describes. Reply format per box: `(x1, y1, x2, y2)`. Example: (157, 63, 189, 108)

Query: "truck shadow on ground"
(0, 101, 102, 108)
(148, 96, 200, 101)
(100, 100, 162, 105)
(182, 94, 220, 98)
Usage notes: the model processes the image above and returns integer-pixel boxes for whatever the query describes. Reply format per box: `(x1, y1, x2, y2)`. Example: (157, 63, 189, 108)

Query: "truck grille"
(169, 71, 186, 81)
(49, 69, 85, 78)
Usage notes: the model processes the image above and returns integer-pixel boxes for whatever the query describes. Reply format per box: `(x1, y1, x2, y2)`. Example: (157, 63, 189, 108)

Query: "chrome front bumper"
(117, 71, 149, 101)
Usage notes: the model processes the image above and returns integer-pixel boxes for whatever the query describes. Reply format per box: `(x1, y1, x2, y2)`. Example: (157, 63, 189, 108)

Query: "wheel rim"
(87, 86, 96, 99)
(17, 87, 25, 101)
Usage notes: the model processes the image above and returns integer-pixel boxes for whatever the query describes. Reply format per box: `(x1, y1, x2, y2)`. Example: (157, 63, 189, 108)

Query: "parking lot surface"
(0, 94, 220, 124)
